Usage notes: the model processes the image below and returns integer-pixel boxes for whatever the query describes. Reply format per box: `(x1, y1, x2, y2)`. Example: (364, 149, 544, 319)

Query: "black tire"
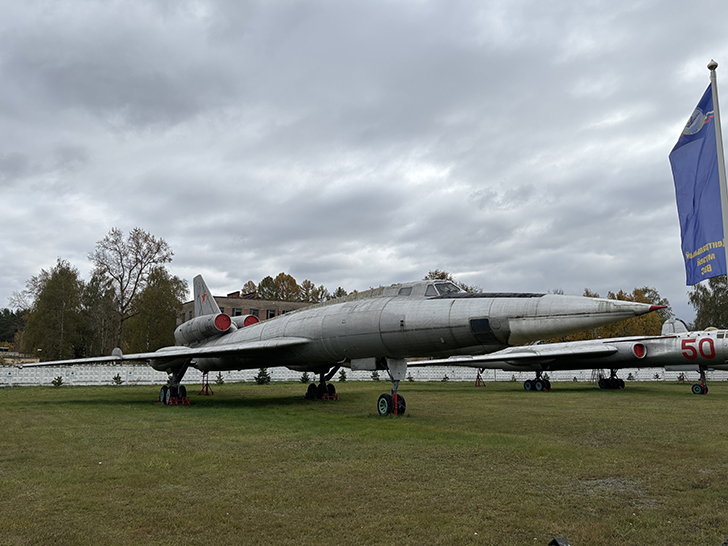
(305, 383, 317, 399)
(169, 385, 179, 400)
(377, 393, 393, 416)
(160, 385, 171, 405)
(543, 379, 551, 391)
(692, 383, 703, 395)
(618, 379, 625, 389)
(327, 383, 336, 396)
(598, 379, 607, 389)
(534, 380, 544, 391)
(703, 385, 709, 395)
(178, 385, 187, 399)
(394, 393, 406, 415)
(524, 380, 533, 391)
(316, 382, 327, 399)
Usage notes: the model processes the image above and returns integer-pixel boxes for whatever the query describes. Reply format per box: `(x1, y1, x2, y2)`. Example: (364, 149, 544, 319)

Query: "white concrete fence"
(2, 364, 725, 387)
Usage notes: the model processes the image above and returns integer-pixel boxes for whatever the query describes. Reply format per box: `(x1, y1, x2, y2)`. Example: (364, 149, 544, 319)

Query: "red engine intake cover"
(215, 313, 232, 331)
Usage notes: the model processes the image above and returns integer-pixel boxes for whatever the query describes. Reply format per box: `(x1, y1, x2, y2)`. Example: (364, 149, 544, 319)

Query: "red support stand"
(199, 372, 214, 396)
(475, 369, 487, 387)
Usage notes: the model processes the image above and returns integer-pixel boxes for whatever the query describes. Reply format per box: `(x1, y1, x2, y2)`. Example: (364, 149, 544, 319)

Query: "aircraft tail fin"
(193, 275, 221, 317)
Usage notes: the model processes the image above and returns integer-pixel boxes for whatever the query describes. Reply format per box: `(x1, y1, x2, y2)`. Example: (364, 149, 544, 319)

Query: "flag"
(669, 83, 727, 285)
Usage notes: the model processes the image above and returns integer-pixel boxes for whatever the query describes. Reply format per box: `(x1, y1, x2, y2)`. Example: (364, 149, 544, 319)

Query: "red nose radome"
(650, 305, 667, 312)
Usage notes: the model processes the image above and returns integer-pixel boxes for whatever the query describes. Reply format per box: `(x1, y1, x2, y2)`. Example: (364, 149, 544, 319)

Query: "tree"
(21, 259, 85, 360)
(124, 267, 188, 353)
(89, 227, 173, 347)
(688, 275, 728, 329)
(241, 280, 257, 296)
(273, 272, 301, 301)
(300, 279, 316, 302)
(0, 308, 26, 345)
(257, 276, 278, 300)
(80, 272, 119, 357)
(330, 287, 348, 299)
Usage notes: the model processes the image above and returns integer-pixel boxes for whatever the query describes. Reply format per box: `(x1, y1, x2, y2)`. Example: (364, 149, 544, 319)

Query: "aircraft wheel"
(159, 386, 169, 404)
(618, 379, 625, 389)
(598, 379, 607, 389)
(377, 393, 393, 416)
(327, 383, 336, 396)
(691, 383, 704, 395)
(534, 380, 544, 391)
(394, 393, 406, 415)
(178, 385, 187, 398)
(524, 380, 533, 391)
(543, 379, 551, 391)
(316, 382, 327, 399)
(704, 385, 709, 394)
(305, 383, 317, 399)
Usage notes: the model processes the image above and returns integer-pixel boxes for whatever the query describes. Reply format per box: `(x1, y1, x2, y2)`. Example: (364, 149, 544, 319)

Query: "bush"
(215, 372, 225, 385)
(51, 376, 63, 388)
(112, 374, 123, 386)
(441, 374, 449, 382)
(627, 372, 635, 381)
(300, 372, 310, 383)
(254, 368, 271, 385)
(407, 373, 414, 382)
(338, 369, 347, 382)
(371, 371, 380, 381)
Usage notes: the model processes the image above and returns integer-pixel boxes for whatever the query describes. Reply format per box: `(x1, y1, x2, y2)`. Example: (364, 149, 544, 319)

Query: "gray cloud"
(1, 0, 726, 322)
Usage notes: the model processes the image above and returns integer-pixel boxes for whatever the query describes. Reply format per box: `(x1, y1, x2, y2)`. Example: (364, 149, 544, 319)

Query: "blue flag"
(669, 83, 727, 285)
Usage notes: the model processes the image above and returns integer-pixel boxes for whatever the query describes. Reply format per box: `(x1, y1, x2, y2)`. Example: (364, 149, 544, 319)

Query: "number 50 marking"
(681, 338, 716, 360)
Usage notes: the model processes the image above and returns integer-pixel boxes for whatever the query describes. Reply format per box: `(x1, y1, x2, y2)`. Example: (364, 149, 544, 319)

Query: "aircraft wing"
(19, 337, 311, 367)
(411, 342, 620, 369)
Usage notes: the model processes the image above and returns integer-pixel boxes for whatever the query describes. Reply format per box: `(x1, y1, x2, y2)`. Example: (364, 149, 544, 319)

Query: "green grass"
(1, 380, 727, 545)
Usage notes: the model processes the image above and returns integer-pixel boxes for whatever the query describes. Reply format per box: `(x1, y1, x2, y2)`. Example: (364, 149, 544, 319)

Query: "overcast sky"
(2, 0, 727, 322)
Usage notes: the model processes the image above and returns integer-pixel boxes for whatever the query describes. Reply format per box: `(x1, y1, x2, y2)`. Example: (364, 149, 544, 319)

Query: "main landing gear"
(377, 358, 407, 416)
(159, 364, 191, 405)
(304, 367, 340, 400)
(692, 365, 709, 395)
(523, 371, 551, 392)
(598, 369, 625, 390)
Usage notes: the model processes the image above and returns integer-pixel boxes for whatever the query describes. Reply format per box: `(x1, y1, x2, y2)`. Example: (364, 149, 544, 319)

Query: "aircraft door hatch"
(470, 317, 509, 345)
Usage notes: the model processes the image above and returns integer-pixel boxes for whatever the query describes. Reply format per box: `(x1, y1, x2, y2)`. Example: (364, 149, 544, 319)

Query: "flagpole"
(708, 59, 728, 276)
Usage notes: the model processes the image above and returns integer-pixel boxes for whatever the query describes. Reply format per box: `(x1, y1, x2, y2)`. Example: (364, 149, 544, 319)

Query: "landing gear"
(304, 367, 340, 400)
(691, 366, 709, 395)
(523, 371, 551, 392)
(377, 392, 406, 416)
(377, 358, 407, 416)
(159, 364, 191, 405)
(598, 370, 625, 390)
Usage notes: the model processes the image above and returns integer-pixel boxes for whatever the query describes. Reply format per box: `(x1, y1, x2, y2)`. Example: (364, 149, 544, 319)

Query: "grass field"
(1, 379, 727, 546)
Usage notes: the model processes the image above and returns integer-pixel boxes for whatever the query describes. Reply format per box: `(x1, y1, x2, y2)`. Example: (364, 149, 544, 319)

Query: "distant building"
(178, 291, 311, 325)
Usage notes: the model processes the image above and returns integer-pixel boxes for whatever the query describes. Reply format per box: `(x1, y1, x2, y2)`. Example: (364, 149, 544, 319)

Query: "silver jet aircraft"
(424, 319, 723, 396)
(23, 275, 663, 414)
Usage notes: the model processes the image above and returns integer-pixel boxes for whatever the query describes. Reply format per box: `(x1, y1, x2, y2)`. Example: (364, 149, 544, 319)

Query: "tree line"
(6, 228, 185, 361)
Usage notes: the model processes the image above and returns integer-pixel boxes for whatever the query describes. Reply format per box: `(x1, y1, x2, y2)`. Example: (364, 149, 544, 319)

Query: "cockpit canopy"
(383, 281, 462, 298)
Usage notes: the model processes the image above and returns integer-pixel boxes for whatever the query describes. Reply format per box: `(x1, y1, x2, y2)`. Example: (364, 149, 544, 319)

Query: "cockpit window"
(425, 284, 438, 297)
(435, 282, 461, 295)
(398, 287, 412, 296)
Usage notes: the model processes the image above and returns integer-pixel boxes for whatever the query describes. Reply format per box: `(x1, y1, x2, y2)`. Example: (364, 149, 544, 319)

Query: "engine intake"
(175, 313, 233, 345)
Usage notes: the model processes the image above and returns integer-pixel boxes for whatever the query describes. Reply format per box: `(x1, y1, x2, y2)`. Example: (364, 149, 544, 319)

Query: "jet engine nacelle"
(175, 313, 234, 345)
